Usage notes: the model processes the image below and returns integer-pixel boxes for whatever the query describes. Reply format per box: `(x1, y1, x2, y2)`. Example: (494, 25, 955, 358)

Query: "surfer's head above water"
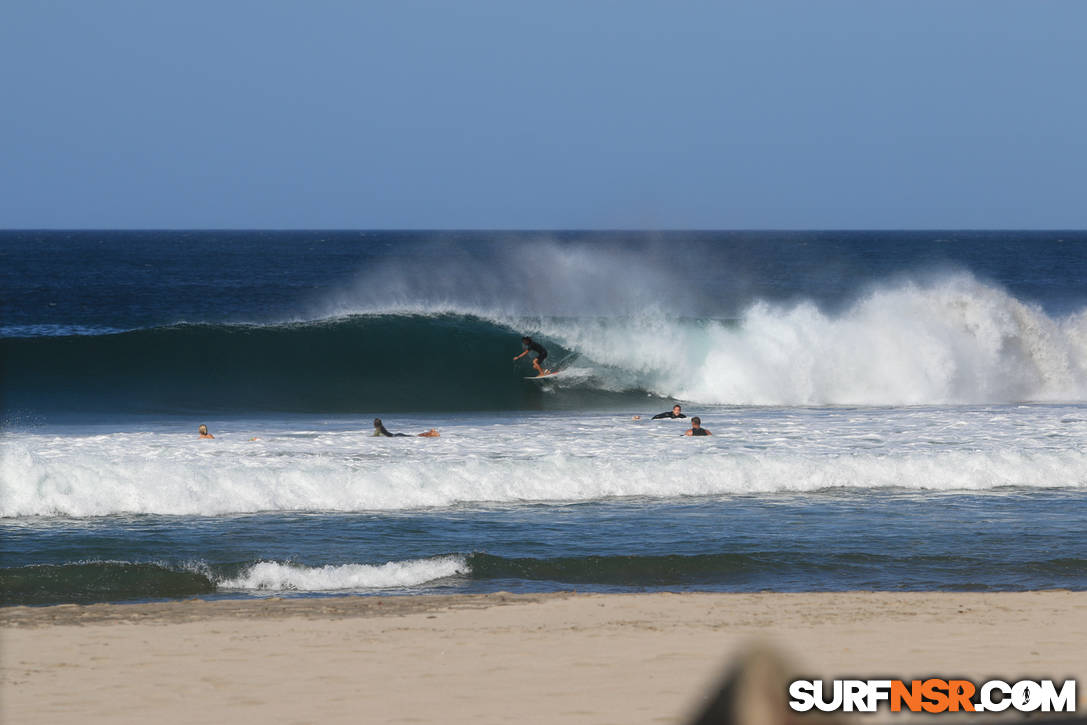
(686, 417, 711, 436)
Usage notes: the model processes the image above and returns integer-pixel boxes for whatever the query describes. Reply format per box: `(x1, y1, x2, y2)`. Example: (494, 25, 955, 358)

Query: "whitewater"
(3, 403, 1085, 518)
(311, 238, 1087, 407)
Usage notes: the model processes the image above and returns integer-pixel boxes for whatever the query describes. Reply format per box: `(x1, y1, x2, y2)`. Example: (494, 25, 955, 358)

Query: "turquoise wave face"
(0, 314, 613, 415)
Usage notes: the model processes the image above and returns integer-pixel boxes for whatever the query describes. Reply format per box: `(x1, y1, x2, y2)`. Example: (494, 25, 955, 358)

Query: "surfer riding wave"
(513, 336, 551, 377)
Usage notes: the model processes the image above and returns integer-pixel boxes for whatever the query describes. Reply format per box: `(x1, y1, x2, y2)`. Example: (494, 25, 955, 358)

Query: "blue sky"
(2, 1, 1084, 229)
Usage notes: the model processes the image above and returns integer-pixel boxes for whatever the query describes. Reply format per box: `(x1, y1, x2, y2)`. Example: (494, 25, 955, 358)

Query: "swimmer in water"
(652, 404, 687, 420)
(513, 336, 550, 377)
(684, 417, 712, 436)
(198, 424, 214, 439)
(372, 418, 440, 438)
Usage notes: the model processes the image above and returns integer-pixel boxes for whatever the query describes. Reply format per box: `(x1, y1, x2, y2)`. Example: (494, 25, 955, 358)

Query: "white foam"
(531, 276, 1087, 405)
(218, 556, 468, 591)
(3, 405, 1085, 517)
(311, 241, 1087, 407)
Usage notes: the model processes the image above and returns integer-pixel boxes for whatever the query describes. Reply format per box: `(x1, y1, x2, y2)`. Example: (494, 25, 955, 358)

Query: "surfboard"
(524, 371, 561, 380)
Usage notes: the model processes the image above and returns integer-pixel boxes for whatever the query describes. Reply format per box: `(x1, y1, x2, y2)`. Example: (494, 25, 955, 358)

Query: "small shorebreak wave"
(0, 556, 469, 606)
(5, 552, 1087, 606)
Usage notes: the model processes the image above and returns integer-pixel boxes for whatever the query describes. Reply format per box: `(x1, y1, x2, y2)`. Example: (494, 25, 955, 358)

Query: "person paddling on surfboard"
(373, 418, 440, 438)
(513, 336, 550, 377)
(652, 404, 687, 420)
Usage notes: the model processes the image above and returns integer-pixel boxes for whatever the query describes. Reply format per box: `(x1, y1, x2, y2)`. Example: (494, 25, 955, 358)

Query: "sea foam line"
(218, 556, 469, 591)
(3, 440, 1085, 517)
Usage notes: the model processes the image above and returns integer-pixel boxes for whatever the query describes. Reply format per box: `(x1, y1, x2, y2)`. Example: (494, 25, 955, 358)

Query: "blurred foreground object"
(687, 644, 1085, 725)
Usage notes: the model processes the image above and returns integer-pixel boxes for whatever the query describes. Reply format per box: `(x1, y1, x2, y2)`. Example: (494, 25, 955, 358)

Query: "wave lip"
(218, 556, 469, 592)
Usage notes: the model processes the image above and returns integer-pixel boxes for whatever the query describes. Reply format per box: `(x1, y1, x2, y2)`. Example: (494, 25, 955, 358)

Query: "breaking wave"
(3, 274, 1086, 414)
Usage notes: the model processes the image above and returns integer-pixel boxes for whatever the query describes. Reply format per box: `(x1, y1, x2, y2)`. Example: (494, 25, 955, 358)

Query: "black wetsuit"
(652, 411, 687, 419)
(524, 339, 548, 365)
(374, 423, 408, 437)
(689, 427, 710, 436)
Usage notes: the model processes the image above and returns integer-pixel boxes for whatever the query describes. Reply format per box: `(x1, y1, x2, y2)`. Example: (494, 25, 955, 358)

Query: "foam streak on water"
(218, 557, 469, 591)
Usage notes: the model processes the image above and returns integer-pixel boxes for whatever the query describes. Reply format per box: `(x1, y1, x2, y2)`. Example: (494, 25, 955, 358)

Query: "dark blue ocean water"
(2, 231, 1086, 604)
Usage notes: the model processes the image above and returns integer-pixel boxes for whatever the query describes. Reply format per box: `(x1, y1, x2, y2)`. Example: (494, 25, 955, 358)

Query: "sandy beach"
(2, 591, 1085, 724)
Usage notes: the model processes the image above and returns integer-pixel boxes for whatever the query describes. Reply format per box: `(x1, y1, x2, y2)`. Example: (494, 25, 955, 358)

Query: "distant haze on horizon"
(2, 1, 1085, 230)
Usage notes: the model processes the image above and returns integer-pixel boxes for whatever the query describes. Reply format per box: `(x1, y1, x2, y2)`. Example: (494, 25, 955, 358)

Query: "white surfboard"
(524, 371, 562, 380)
